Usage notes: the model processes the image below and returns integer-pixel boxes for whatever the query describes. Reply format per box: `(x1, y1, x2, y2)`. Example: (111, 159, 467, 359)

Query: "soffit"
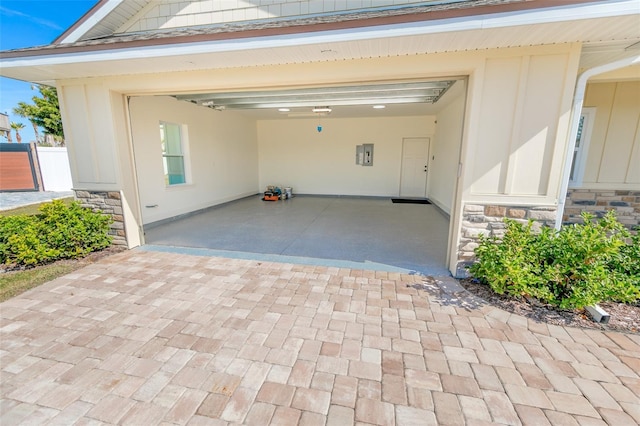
(57, 0, 149, 43)
(85, 0, 149, 39)
(580, 40, 640, 71)
(586, 63, 640, 82)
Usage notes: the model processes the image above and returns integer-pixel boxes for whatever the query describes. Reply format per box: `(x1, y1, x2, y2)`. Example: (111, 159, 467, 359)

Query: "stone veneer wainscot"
(74, 190, 127, 246)
(564, 189, 640, 229)
(456, 203, 557, 277)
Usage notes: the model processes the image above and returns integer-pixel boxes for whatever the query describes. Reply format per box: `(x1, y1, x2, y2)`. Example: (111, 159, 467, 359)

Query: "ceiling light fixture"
(312, 106, 332, 113)
(278, 108, 290, 112)
(373, 105, 386, 109)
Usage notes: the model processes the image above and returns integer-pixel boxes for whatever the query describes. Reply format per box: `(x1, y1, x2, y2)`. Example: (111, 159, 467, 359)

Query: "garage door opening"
(128, 78, 467, 275)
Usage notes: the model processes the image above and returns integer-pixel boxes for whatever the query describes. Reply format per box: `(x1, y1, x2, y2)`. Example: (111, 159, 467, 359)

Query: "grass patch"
(0, 197, 74, 217)
(0, 261, 82, 302)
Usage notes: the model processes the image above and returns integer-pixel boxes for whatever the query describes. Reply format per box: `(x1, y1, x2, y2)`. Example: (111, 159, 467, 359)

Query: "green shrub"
(610, 229, 640, 293)
(0, 215, 58, 266)
(0, 200, 112, 268)
(470, 220, 553, 302)
(468, 211, 640, 309)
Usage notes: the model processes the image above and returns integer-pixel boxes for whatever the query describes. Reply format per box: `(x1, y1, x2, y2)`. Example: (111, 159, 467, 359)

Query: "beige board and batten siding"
(128, 95, 259, 225)
(466, 52, 577, 199)
(563, 80, 640, 228)
(581, 80, 640, 188)
(257, 116, 435, 197)
(59, 83, 147, 248)
(59, 84, 119, 188)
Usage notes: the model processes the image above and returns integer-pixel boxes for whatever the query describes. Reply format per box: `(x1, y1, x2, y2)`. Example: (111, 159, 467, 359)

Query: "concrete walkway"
(1, 250, 639, 425)
(0, 191, 74, 211)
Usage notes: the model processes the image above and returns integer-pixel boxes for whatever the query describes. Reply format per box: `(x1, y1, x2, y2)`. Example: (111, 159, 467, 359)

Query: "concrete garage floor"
(144, 196, 450, 276)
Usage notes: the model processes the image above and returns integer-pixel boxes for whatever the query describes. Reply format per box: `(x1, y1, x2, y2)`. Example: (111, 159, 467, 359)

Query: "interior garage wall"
(428, 85, 465, 214)
(129, 96, 258, 224)
(581, 80, 640, 188)
(257, 115, 434, 196)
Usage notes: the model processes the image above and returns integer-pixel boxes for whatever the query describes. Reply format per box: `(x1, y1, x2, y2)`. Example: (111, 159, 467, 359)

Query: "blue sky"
(0, 0, 96, 143)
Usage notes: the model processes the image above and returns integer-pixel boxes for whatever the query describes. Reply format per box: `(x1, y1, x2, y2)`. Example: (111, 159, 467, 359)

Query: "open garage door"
(128, 78, 467, 275)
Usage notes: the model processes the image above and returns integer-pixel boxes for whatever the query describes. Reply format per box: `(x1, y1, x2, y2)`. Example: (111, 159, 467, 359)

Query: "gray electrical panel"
(356, 144, 374, 166)
(362, 144, 374, 166)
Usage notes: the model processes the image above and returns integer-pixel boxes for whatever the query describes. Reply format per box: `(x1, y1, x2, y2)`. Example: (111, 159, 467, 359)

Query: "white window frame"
(569, 107, 596, 187)
(160, 121, 190, 187)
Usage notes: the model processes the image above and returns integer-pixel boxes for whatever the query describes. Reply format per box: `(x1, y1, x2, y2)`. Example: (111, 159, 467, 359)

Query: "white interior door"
(400, 137, 430, 198)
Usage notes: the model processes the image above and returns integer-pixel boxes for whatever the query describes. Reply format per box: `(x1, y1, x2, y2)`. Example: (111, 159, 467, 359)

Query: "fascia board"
(58, 0, 125, 44)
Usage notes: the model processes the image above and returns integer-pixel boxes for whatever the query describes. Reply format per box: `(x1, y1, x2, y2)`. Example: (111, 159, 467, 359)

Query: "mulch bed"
(459, 278, 640, 335)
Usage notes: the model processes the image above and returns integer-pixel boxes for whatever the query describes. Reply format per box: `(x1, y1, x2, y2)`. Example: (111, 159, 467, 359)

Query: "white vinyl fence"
(36, 147, 73, 191)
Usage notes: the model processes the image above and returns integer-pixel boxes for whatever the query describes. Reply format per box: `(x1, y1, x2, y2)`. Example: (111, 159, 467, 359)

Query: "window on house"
(569, 107, 595, 185)
(160, 121, 186, 186)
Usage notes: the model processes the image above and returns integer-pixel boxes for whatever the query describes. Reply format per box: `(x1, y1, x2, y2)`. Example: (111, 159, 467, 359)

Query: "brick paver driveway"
(1, 250, 639, 425)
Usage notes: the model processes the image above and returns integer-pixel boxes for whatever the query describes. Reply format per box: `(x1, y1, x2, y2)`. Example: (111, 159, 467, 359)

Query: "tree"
(13, 102, 40, 143)
(13, 85, 64, 145)
(10, 122, 25, 143)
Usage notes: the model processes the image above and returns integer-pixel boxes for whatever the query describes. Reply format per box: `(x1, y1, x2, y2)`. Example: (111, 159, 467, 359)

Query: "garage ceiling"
(173, 79, 461, 119)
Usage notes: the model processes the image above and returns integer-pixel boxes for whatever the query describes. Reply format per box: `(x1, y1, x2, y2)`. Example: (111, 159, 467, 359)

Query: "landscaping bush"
(0, 200, 112, 268)
(610, 229, 640, 292)
(468, 211, 640, 309)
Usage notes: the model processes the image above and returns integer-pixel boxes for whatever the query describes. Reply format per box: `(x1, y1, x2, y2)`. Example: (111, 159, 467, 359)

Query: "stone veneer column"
(456, 203, 557, 277)
(564, 189, 640, 229)
(74, 190, 127, 247)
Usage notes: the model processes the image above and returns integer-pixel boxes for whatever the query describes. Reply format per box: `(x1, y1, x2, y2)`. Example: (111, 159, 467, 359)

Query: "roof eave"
(1, 0, 636, 84)
(1, 0, 603, 59)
